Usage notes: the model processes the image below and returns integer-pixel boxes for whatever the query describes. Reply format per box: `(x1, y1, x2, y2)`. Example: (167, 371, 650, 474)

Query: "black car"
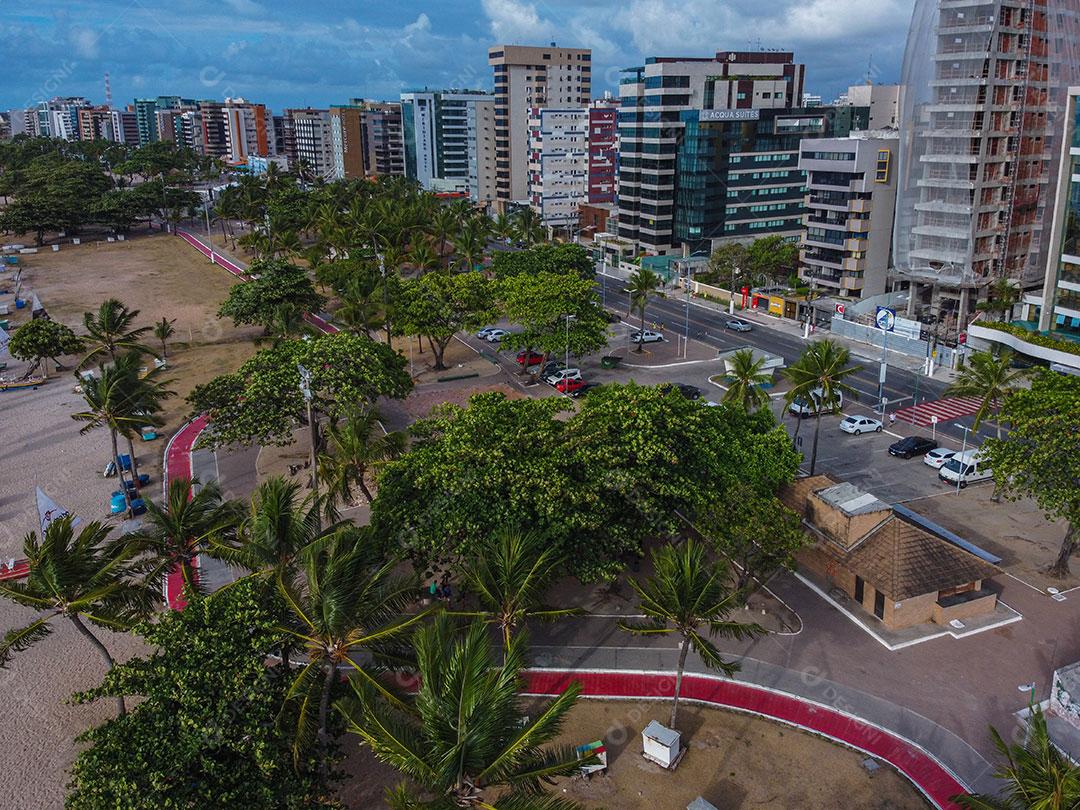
(888, 436, 938, 459)
(539, 360, 565, 378)
(660, 382, 702, 401)
(572, 382, 603, 398)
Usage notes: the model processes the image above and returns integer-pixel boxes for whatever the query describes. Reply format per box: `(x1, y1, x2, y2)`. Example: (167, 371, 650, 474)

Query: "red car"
(555, 377, 586, 395)
(516, 350, 544, 367)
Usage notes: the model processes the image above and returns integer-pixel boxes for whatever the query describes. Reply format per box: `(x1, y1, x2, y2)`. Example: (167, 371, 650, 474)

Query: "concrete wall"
(806, 494, 891, 549)
(831, 315, 959, 367)
(933, 590, 997, 625)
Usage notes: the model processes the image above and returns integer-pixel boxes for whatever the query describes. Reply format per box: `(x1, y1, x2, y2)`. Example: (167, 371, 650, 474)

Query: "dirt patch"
(406, 336, 502, 384)
(397, 381, 523, 422)
(334, 698, 930, 809)
(905, 486, 1074, 591)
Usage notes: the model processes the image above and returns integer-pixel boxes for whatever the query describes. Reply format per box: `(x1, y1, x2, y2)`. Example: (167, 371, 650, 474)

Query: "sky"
(3, 0, 916, 112)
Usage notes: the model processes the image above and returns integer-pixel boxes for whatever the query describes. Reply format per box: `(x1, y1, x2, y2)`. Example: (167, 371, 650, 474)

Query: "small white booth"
(642, 720, 683, 769)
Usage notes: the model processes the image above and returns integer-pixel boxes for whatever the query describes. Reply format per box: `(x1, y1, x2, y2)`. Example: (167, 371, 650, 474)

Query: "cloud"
(480, 0, 554, 42)
(68, 27, 100, 59)
(222, 0, 265, 16)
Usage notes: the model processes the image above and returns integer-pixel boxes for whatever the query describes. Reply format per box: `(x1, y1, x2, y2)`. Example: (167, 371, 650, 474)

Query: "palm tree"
(130, 477, 239, 595)
(955, 706, 1080, 809)
(318, 406, 405, 510)
(428, 207, 458, 266)
(975, 278, 1021, 323)
(407, 238, 439, 275)
(946, 348, 1029, 440)
(456, 527, 581, 649)
(722, 348, 772, 411)
(783, 339, 862, 475)
(277, 526, 426, 775)
(620, 539, 763, 730)
(626, 267, 661, 353)
(512, 207, 545, 246)
(451, 219, 489, 273)
(0, 516, 152, 715)
(80, 298, 153, 368)
(153, 316, 175, 359)
(112, 354, 174, 492)
(491, 212, 516, 243)
(338, 616, 592, 809)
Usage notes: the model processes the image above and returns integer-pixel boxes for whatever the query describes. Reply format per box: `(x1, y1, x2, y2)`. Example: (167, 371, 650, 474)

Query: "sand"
(335, 698, 930, 809)
(0, 233, 261, 809)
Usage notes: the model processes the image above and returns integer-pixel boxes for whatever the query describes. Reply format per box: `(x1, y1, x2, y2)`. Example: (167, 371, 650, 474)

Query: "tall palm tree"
(783, 339, 862, 475)
(112, 355, 174, 492)
(975, 278, 1021, 323)
(0, 516, 152, 715)
(80, 298, 153, 368)
(276, 527, 426, 775)
(153, 316, 175, 359)
(338, 616, 592, 809)
(620, 539, 763, 730)
(723, 348, 772, 411)
(626, 267, 661, 353)
(512, 207, 545, 246)
(491, 212, 516, 242)
(407, 238, 439, 275)
(451, 219, 489, 273)
(456, 527, 581, 649)
(317, 406, 405, 510)
(946, 348, 1029, 440)
(131, 477, 239, 595)
(955, 706, 1080, 809)
(428, 207, 458, 266)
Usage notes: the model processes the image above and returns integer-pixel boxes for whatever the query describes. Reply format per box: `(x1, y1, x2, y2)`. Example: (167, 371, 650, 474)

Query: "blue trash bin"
(116, 454, 132, 472)
(129, 498, 147, 516)
(110, 493, 127, 514)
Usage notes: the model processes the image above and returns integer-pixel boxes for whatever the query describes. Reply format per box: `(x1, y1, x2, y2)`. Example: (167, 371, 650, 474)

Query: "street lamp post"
(203, 197, 215, 265)
(298, 363, 318, 496)
(683, 266, 690, 359)
(953, 422, 971, 496)
(564, 314, 576, 371)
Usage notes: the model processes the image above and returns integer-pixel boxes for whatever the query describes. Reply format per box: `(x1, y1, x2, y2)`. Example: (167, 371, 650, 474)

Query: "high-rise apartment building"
(356, 100, 405, 177)
(894, 0, 1080, 325)
(488, 44, 592, 208)
(198, 102, 230, 159)
(527, 107, 589, 227)
(223, 98, 270, 162)
(798, 132, 899, 299)
(616, 51, 879, 255)
(285, 108, 335, 179)
(467, 99, 498, 206)
(401, 90, 495, 194)
(77, 106, 115, 141)
(110, 109, 139, 145)
(839, 84, 900, 129)
(587, 99, 618, 204)
(7, 108, 39, 137)
(329, 106, 365, 179)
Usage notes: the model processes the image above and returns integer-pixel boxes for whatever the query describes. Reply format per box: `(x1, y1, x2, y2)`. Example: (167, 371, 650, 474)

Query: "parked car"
(516, 349, 544, 367)
(839, 415, 882, 435)
(659, 382, 702, 400)
(555, 377, 586, 395)
(938, 449, 993, 488)
(544, 368, 582, 386)
(888, 436, 937, 459)
(484, 328, 510, 342)
(539, 360, 566, 378)
(630, 330, 664, 344)
(601, 310, 621, 324)
(923, 447, 957, 469)
(725, 318, 752, 332)
(788, 387, 844, 417)
(476, 326, 498, 339)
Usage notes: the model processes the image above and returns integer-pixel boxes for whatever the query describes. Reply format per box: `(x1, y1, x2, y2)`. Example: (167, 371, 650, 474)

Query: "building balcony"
(847, 218, 871, 233)
(844, 237, 868, 252)
(842, 256, 866, 273)
(849, 199, 872, 214)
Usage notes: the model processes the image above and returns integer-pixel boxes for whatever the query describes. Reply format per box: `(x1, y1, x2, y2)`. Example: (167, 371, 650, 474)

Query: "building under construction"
(892, 0, 1080, 330)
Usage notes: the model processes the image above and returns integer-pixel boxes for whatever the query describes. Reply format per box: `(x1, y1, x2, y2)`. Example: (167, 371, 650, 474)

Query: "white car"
(630, 330, 664, 344)
(484, 328, 511, 342)
(476, 326, 498, 339)
(839, 415, 882, 435)
(544, 368, 582, 386)
(923, 447, 957, 469)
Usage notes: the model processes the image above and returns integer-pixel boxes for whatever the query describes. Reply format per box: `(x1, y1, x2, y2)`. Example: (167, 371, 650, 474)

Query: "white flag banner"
(36, 487, 80, 536)
(0, 326, 9, 357)
(30, 293, 43, 312)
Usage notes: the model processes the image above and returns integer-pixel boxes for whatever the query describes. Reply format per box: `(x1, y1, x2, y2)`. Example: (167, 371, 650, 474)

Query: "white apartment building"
(527, 107, 589, 227)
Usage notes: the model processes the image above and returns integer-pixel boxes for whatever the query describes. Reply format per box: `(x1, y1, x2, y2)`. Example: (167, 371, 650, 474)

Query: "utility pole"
(298, 363, 318, 496)
(953, 422, 971, 496)
(204, 197, 215, 265)
(564, 314, 576, 371)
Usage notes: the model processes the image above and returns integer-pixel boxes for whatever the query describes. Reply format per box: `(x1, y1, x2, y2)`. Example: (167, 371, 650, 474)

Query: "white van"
(788, 387, 844, 418)
(938, 449, 993, 488)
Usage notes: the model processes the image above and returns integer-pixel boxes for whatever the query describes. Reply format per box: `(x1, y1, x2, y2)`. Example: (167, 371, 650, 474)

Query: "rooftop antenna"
(104, 72, 112, 107)
(865, 56, 873, 85)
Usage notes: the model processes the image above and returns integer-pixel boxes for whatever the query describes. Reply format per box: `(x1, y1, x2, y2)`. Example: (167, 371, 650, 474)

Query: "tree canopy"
(188, 332, 412, 448)
(66, 578, 332, 809)
(7, 318, 83, 375)
(490, 242, 595, 281)
(217, 259, 324, 330)
(497, 271, 609, 362)
(396, 271, 497, 370)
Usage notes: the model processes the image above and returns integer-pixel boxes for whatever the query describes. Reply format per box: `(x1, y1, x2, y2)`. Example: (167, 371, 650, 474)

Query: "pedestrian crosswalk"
(894, 396, 986, 427)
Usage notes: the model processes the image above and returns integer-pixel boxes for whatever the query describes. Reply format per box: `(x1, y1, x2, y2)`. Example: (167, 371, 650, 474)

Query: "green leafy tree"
(783, 339, 862, 475)
(276, 526, 426, 775)
(396, 271, 497, 370)
(92, 188, 147, 234)
(981, 370, 1080, 577)
(80, 298, 153, 368)
(497, 271, 609, 367)
(490, 242, 595, 282)
(456, 527, 580, 649)
(626, 267, 661, 351)
(706, 242, 749, 289)
(337, 616, 592, 810)
(66, 578, 333, 809)
(0, 155, 112, 244)
(955, 706, 1080, 809)
(0, 517, 151, 716)
(620, 539, 763, 729)
(700, 484, 807, 593)
(722, 348, 772, 411)
(318, 406, 406, 509)
(129, 477, 239, 594)
(7, 318, 83, 376)
(188, 331, 412, 449)
(217, 259, 324, 330)
(152, 316, 175, 358)
(945, 348, 1029, 440)
(746, 234, 799, 284)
